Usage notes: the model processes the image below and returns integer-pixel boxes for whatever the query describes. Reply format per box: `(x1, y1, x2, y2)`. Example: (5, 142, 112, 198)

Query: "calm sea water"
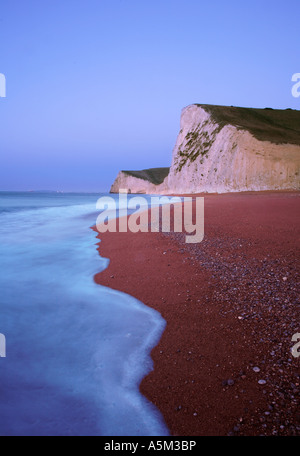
(0, 192, 169, 436)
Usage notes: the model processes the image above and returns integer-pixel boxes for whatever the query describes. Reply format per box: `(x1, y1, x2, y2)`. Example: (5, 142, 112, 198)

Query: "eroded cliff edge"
(110, 104, 300, 194)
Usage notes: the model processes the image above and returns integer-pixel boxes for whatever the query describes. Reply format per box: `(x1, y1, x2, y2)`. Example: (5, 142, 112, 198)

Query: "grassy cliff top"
(122, 167, 169, 185)
(195, 104, 300, 145)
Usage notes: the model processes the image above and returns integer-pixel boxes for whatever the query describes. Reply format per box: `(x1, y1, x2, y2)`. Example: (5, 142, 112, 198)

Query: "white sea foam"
(0, 192, 169, 436)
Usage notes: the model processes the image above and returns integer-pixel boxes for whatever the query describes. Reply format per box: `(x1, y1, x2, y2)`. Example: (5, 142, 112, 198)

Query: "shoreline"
(94, 191, 300, 436)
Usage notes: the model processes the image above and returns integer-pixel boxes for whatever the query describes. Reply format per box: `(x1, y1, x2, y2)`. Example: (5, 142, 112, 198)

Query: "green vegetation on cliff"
(122, 167, 169, 185)
(196, 104, 300, 145)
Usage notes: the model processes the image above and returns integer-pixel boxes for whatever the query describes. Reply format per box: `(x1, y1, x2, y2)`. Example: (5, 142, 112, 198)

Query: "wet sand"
(94, 191, 300, 436)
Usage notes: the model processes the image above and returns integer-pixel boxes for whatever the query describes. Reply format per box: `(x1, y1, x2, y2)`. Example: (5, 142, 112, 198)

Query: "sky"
(0, 0, 299, 192)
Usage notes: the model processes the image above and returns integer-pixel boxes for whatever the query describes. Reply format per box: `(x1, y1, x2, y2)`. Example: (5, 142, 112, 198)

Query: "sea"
(0, 191, 169, 436)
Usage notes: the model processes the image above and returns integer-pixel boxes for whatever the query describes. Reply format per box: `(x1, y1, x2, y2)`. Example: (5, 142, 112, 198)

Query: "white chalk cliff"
(110, 171, 160, 194)
(110, 104, 300, 194)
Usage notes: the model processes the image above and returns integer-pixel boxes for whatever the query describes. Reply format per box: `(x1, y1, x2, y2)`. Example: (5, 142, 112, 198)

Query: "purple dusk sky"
(0, 0, 299, 191)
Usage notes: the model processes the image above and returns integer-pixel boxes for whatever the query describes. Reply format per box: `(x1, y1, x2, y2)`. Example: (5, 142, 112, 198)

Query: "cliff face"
(110, 104, 300, 194)
(110, 171, 160, 194)
(110, 168, 169, 194)
(165, 105, 300, 193)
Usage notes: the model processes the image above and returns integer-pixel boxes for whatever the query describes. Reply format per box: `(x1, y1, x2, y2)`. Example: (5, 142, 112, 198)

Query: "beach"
(94, 191, 300, 436)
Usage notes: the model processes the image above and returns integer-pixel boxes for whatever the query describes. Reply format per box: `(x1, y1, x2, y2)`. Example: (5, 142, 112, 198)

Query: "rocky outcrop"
(110, 104, 300, 194)
(110, 168, 169, 194)
(110, 171, 158, 194)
